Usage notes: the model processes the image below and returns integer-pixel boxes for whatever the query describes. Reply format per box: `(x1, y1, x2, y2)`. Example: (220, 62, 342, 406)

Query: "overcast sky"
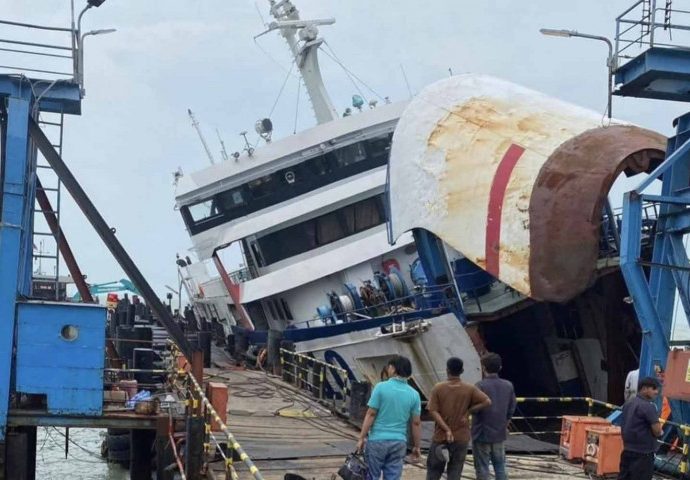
(2, 0, 689, 301)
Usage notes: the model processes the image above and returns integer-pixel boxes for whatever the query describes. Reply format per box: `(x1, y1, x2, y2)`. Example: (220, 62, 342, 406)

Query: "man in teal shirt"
(356, 355, 422, 479)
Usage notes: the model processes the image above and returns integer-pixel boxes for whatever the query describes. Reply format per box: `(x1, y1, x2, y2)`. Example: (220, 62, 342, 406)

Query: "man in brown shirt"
(426, 357, 491, 480)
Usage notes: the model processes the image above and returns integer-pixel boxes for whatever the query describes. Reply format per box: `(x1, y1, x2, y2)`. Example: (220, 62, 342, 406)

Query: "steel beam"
(0, 96, 31, 441)
(34, 177, 91, 302)
(28, 119, 194, 358)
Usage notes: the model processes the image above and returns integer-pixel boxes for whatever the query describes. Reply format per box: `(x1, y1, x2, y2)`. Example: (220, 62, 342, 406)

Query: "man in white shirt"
(624, 369, 639, 402)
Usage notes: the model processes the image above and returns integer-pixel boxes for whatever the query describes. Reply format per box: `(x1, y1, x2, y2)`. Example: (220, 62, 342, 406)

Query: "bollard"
(198, 331, 212, 368)
(116, 326, 136, 368)
(185, 416, 205, 480)
(133, 348, 155, 385)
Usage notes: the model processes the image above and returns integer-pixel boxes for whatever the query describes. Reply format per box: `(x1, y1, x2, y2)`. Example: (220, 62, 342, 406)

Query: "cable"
(322, 41, 385, 101)
(267, 57, 294, 119)
(293, 77, 301, 135)
(320, 45, 367, 104)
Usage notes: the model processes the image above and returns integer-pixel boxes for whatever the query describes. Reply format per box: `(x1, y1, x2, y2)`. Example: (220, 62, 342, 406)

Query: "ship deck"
(205, 351, 605, 480)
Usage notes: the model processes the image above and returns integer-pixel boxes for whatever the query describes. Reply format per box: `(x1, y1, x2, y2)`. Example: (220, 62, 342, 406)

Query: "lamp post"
(540, 28, 614, 119)
(78, 28, 116, 95)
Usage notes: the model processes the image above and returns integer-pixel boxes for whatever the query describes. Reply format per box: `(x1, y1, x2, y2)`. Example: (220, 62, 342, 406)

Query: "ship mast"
(264, 0, 338, 124)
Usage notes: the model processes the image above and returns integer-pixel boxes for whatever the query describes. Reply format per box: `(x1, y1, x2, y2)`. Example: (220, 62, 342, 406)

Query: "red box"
(206, 382, 228, 431)
(664, 350, 690, 401)
(583, 426, 623, 477)
(560, 415, 610, 461)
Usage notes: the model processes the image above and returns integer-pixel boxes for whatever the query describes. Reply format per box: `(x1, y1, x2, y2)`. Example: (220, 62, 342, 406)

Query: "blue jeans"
(365, 440, 407, 479)
(473, 441, 507, 480)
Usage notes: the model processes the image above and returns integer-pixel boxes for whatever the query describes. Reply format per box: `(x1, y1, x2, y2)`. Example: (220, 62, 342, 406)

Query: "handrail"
(614, 1, 690, 69)
(0, 16, 77, 81)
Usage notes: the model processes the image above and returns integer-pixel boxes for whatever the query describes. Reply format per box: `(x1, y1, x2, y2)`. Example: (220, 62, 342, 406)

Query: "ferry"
(174, 0, 662, 405)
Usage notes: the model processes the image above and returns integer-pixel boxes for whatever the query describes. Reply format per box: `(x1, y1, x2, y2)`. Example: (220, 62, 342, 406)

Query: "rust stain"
(528, 125, 666, 302)
(422, 95, 665, 304)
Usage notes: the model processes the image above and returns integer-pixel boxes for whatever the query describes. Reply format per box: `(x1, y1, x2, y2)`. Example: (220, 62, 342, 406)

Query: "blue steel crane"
(615, 1, 690, 429)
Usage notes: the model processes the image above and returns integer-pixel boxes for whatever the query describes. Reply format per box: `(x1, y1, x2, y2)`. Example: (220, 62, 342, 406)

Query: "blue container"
(15, 301, 106, 415)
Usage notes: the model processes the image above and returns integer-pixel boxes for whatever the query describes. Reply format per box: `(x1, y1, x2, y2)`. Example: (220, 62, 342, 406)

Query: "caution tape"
(184, 369, 264, 480)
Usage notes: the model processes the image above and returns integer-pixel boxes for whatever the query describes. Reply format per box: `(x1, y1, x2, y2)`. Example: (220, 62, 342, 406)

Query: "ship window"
(316, 211, 345, 244)
(188, 199, 221, 222)
(281, 298, 294, 320)
(250, 241, 265, 268)
(272, 299, 284, 320)
(331, 142, 366, 168)
(255, 193, 386, 265)
(307, 156, 333, 176)
(355, 197, 383, 231)
(219, 188, 246, 211)
(182, 133, 394, 236)
(246, 302, 268, 330)
(248, 175, 274, 199)
(266, 300, 278, 320)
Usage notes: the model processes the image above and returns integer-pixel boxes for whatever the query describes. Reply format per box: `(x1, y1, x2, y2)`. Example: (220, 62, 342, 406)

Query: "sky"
(3, 0, 690, 304)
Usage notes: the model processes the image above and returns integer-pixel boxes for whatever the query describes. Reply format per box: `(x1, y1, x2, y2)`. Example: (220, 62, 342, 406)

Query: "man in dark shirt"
(471, 353, 516, 480)
(618, 376, 663, 480)
(426, 357, 491, 480)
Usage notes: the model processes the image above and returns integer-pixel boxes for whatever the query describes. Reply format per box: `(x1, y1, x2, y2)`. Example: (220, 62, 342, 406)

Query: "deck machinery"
(0, 5, 197, 478)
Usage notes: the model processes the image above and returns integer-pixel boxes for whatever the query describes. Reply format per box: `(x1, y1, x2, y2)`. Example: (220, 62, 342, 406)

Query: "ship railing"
(614, 0, 690, 69)
(0, 18, 77, 82)
(600, 201, 658, 258)
(279, 348, 351, 415)
(228, 266, 252, 284)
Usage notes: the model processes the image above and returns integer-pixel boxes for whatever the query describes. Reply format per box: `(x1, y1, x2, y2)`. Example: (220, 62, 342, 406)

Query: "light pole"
(78, 28, 116, 95)
(540, 28, 614, 119)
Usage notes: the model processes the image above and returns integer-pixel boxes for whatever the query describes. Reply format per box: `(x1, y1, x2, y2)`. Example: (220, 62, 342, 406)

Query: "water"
(35, 427, 128, 479)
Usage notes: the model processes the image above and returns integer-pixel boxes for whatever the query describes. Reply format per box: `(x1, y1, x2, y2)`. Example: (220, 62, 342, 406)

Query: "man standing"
(624, 369, 640, 402)
(426, 357, 492, 480)
(356, 355, 422, 479)
(472, 353, 517, 480)
(618, 377, 663, 480)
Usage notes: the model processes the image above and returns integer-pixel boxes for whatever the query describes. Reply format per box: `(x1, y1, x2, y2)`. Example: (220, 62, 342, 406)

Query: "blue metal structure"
(0, 74, 108, 443)
(15, 302, 105, 414)
(616, 1, 690, 427)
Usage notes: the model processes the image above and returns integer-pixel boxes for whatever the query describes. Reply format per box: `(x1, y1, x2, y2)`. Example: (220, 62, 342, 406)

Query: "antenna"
(216, 129, 230, 161)
(187, 109, 216, 166)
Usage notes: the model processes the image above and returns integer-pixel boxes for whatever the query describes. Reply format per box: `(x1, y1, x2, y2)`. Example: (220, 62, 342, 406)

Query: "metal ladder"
(32, 110, 65, 300)
(665, 0, 673, 30)
(642, 0, 653, 36)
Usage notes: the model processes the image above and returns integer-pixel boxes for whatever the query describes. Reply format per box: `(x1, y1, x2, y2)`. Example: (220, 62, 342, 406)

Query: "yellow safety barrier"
(279, 348, 350, 403)
(185, 369, 265, 480)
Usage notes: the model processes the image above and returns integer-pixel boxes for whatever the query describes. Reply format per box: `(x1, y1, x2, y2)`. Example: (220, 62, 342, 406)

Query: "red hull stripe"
(485, 144, 526, 277)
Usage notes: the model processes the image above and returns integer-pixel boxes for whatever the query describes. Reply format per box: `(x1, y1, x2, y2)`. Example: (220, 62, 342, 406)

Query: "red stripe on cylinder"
(485, 144, 525, 276)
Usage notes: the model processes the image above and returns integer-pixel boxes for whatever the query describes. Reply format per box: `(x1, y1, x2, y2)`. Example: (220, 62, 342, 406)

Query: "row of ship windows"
(181, 133, 392, 236)
(249, 194, 386, 266)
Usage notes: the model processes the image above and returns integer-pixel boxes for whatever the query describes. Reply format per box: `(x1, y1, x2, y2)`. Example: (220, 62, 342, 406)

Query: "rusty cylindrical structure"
(388, 74, 666, 303)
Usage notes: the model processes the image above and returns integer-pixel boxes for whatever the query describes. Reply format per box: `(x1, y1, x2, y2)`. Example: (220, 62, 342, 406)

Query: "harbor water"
(35, 428, 127, 479)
